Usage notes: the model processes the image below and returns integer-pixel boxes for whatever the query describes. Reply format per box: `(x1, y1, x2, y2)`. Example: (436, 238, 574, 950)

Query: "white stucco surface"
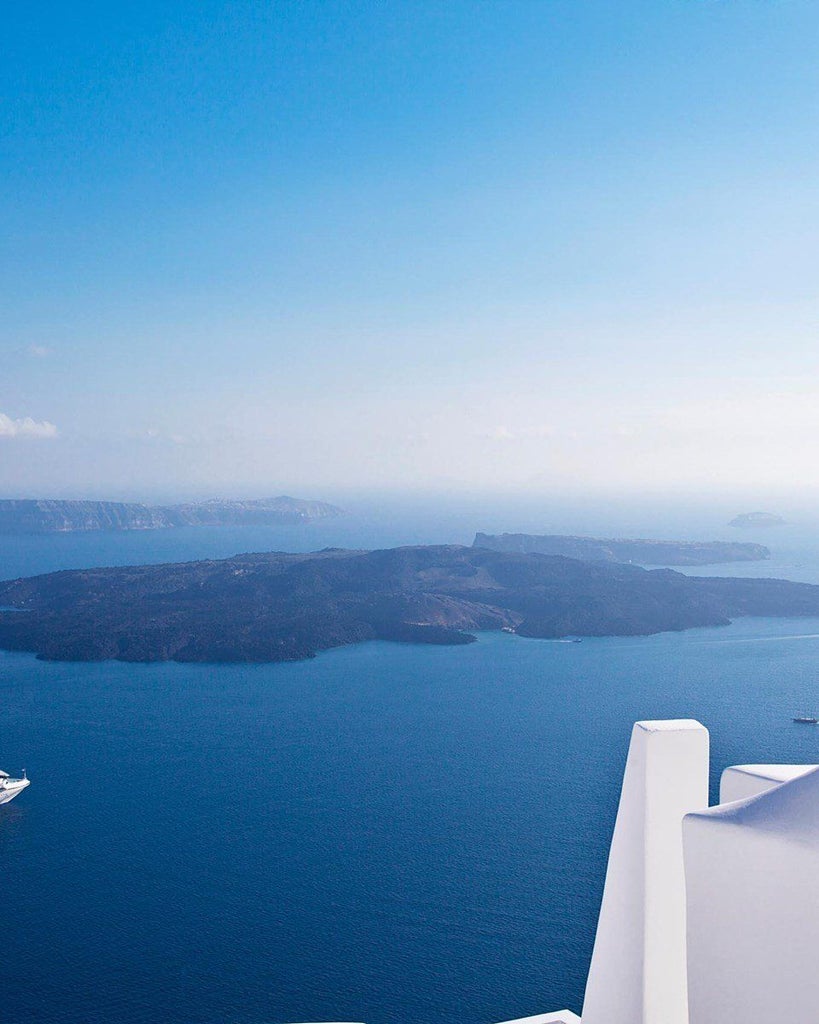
(719, 762, 816, 803)
(685, 764, 819, 1024)
(581, 720, 709, 1024)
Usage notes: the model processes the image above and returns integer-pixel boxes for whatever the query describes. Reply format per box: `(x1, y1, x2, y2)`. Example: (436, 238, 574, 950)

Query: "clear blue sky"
(3, 1, 819, 499)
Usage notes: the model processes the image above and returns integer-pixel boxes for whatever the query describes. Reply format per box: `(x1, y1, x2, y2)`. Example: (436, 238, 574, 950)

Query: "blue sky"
(3, 1, 819, 499)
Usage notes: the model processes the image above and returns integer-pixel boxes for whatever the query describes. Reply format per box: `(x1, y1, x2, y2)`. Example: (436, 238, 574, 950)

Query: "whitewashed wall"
(684, 764, 819, 1024)
(581, 720, 709, 1024)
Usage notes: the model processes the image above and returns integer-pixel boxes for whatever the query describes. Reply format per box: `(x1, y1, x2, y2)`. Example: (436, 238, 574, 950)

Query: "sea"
(4, 498, 819, 1024)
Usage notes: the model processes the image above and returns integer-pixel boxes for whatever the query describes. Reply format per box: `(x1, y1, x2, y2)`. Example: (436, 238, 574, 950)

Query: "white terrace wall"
(581, 720, 709, 1024)
(719, 762, 814, 803)
(684, 764, 819, 1024)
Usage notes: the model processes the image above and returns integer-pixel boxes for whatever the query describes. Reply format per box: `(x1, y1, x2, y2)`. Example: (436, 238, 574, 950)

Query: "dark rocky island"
(0, 496, 343, 534)
(2, 545, 819, 664)
(474, 532, 769, 566)
(729, 512, 786, 528)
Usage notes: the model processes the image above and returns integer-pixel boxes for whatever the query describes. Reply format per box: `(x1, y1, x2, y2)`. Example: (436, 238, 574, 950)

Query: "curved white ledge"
(495, 1013, 581, 1023)
(719, 762, 817, 803)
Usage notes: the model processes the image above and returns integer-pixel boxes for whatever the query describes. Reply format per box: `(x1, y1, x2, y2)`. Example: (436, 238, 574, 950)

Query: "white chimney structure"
(581, 721, 709, 1024)
(295, 718, 819, 1024)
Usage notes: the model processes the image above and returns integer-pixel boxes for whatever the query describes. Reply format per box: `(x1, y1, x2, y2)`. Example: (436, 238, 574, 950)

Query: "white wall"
(719, 763, 814, 803)
(581, 720, 709, 1024)
(684, 764, 819, 1024)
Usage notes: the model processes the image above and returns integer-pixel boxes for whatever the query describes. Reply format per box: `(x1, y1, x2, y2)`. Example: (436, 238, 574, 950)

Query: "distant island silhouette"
(474, 533, 769, 566)
(729, 512, 787, 528)
(3, 544, 819, 664)
(0, 496, 343, 534)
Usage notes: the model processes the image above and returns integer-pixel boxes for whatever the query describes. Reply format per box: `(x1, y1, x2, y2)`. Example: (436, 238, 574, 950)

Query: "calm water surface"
(4, 519, 819, 1023)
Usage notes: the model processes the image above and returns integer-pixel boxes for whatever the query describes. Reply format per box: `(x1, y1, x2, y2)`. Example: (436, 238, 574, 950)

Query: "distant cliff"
(0, 497, 343, 534)
(473, 533, 769, 566)
(1, 544, 817, 664)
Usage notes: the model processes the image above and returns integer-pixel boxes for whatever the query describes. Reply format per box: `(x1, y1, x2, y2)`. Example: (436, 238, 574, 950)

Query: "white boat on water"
(0, 769, 29, 805)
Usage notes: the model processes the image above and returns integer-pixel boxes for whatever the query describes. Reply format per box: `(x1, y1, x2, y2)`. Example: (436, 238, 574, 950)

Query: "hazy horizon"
(5, 485, 819, 538)
(5, 483, 819, 529)
(5, 2, 819, 500)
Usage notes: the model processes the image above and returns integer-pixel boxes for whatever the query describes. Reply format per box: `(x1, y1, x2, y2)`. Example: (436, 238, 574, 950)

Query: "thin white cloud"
(26, 344, 52, 358)
(0, 412, 58, 439)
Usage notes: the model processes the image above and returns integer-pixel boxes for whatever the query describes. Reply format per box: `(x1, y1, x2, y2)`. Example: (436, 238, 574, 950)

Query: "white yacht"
(0, 769, 30, 805)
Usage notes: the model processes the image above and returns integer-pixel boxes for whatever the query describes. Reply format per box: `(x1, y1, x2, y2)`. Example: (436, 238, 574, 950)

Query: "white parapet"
(581, 720, 709, 1024)
(684, 763, 819, 1024)
(719, 762, 816, 803)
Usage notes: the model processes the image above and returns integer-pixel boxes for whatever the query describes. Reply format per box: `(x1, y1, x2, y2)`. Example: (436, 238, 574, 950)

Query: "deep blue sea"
(4, 505, 819, 1024)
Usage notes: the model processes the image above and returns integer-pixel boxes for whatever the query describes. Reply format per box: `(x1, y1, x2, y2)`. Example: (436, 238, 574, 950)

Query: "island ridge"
(0, 496, 343, 533)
